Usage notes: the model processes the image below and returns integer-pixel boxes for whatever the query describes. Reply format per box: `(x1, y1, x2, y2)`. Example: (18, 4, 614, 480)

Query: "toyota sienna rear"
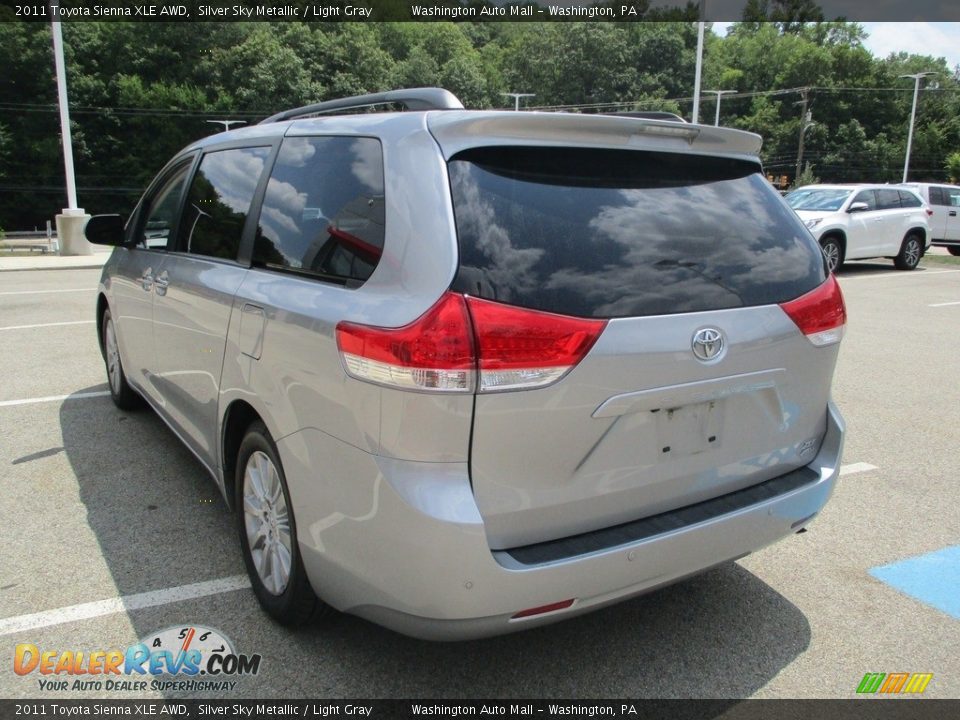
(88, 89, 846, 640)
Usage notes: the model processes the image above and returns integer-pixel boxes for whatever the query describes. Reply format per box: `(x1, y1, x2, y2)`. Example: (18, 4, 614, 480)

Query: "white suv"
(899, 183, 960, 256)
(785, 184, 931, 272)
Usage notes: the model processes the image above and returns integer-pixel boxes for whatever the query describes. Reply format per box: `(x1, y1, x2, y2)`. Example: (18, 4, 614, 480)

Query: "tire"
(236, 420, 326, 626)
(894, 233, 923, 270)
(101, 308, 142, 410)
(948, 246, 960, 257)
(820, 237, 843, 274)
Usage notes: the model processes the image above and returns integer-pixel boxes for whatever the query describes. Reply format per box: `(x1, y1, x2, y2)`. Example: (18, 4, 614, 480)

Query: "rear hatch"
(441, 132, 842, 549)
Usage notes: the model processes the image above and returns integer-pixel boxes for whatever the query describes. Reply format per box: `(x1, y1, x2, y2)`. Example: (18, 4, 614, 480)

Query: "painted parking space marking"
(839, 462, 878, 476)
(0, 575, 251, 637)
(0, 288, 93, 296)
(840, 269, 960, 280)
(0, 320, 95, 331)
(0, 391, 110, 408)
(929, 300, 960, 308)
(870, 545, 960, 621)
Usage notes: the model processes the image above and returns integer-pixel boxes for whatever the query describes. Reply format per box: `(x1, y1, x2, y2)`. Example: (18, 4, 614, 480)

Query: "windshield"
(786, 188, 851, 212)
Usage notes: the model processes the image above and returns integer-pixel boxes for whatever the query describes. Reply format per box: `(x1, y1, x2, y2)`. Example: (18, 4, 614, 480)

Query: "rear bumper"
(280, 402, 844, 641)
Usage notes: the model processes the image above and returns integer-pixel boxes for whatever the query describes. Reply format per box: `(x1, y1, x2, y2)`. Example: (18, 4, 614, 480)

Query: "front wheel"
(820, 237, 843, 273)
(236, 421, 326, 626)
(101, 308, 141, 410)
(947, 246, 960, 257)
(894, 234, 923, 270)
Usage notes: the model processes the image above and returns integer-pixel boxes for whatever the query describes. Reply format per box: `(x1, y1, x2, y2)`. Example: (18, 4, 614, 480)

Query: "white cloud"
(861, 22, 960, 72)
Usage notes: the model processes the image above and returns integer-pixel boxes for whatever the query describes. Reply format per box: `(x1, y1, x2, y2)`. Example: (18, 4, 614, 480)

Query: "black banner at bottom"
(3, 700, 959, 720)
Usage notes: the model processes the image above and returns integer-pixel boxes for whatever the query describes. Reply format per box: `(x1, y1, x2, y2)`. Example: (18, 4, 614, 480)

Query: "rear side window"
(253, 136, 385, 286)
(929, 187, 945, 205)
(449, 147, 826, 318)
(898, 190, 922, 208)
(876, 189, 902, 210)
(178, 146, 271, 261)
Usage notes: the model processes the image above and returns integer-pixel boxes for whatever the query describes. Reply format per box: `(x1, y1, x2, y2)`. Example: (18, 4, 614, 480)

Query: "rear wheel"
(820, 237, 843, 273)
(894, 233, 922, 270)
(948, 246, 960, 257)
(101, 309, 141, 410)
(236, 421, 326, 626)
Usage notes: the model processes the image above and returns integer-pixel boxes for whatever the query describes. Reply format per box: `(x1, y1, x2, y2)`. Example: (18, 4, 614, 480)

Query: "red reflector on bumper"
(511, 598, 576, 620)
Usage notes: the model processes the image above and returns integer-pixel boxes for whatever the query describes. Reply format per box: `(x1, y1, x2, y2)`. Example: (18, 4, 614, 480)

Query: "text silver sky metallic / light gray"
(85, 88, 847, 640)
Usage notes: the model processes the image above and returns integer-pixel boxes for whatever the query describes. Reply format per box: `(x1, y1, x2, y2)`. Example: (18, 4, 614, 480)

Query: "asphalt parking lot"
(1, 260, 958, 700)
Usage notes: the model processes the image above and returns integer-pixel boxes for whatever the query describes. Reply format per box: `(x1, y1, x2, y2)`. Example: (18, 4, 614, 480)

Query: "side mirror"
(847, 202, 869, 213)
(84, 214, 126, 246)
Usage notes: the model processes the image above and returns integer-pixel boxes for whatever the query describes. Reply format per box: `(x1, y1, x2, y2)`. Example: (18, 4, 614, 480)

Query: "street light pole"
(501, 93, 535, 111)
(705, 89, 735, 126)
(691, 0, 706, 123)
(206, 120, 247, 132)
(899, 72, 936, 183)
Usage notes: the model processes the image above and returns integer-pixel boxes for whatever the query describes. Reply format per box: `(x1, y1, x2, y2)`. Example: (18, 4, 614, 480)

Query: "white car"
(899, 182, 960, 256)
(785, 184, 931, 272)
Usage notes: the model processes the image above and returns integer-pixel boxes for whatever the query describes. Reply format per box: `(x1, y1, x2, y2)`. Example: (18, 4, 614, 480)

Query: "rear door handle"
(950, 211, 957, 217)
(140, 268, 153, 292)
(154, 270, 169, 296)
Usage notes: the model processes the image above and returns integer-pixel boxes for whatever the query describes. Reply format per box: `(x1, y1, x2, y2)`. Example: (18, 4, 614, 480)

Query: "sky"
(860, 23, 960, 73)
(713, 22, 960, 74)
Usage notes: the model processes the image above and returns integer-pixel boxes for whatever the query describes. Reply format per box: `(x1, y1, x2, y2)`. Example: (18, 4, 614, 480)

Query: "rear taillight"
(336, 292, 475, 392)
(336, 293, 607, 393)
(926, 207, 934, 217)
(779, 274, 846, 347)
(466, 296, 606, 392)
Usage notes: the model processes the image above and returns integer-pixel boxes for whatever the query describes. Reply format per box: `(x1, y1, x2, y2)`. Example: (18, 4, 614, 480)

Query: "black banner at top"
(1, 0, 959, 22)
(1, 700, 959, 719)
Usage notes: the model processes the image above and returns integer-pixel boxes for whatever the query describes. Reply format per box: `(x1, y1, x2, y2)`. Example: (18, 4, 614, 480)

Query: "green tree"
(946, 153, 960, 183)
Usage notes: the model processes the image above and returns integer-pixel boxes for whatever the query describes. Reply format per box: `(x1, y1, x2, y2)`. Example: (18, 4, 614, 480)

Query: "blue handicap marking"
(870, 545, 960, 620)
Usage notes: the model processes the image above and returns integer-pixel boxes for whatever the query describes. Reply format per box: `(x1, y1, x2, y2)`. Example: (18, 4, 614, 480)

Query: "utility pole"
(899, 72, 936, 182)
(795, 88, 813, 183)
(691, 0, 706, 124)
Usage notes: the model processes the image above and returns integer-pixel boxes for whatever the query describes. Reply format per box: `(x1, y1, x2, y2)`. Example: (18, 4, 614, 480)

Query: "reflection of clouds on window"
(254, 136, 386, 285)
(449, 163, 544, 302)
(350, 139, 384, 192)
(450, 148, 824, 318)
(259, 178, 308, 265)
(277, 137, 317, 168)
(201, 148, 267, 214)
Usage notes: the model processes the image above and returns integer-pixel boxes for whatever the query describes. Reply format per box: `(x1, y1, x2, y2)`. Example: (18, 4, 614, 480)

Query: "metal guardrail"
(1, 230, 58, 253)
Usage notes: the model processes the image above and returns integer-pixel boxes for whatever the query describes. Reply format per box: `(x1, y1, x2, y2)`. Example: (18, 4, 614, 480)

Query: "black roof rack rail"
(260, 87, 464, 124)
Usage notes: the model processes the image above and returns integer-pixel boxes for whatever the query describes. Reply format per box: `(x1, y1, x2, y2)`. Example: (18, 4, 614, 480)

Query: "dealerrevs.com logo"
(14, 625, 261, 693)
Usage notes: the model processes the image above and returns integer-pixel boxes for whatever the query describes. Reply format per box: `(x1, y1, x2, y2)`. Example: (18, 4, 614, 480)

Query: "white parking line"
(929, 301, 960, 308)
(840, 269, 960, 280)
(0, 320, 95, 331)
(0, 288, 93, 296)
(839, 462, 878, 476)
(0, 576, 251, 637)
(0, 391, 110, 408)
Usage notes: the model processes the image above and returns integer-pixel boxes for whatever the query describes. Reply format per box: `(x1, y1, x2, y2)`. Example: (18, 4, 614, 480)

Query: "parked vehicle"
(85, 88, 846, 640)
(898, 182, 960, 256)
(785, 184, 931, 272)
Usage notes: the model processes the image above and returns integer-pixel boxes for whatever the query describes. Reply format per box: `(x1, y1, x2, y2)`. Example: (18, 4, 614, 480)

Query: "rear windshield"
(449, 147, 826, 319)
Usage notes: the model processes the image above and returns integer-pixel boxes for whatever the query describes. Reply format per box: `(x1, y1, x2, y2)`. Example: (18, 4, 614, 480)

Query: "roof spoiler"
(260, 87, 464, 124)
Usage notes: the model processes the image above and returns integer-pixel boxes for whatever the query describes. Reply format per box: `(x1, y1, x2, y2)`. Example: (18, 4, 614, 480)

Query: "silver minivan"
(85, 88, 846, 640)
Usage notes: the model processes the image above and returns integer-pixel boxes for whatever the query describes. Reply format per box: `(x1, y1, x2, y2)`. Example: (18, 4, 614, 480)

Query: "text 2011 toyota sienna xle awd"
(85, 88, 846, 640)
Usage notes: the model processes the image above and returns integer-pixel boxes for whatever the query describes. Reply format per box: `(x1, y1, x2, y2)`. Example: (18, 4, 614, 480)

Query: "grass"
(921, 253, 960, 266)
